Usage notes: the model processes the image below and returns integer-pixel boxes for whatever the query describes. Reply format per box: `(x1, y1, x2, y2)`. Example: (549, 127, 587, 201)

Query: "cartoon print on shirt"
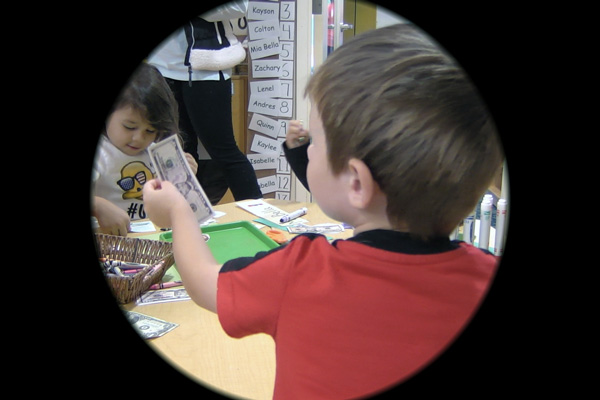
(116, 161, 154, 200)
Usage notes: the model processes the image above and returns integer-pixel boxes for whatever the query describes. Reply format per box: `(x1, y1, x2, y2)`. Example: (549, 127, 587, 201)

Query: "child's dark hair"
(306, 24, 503, 239)
(111, 63, 179, 142)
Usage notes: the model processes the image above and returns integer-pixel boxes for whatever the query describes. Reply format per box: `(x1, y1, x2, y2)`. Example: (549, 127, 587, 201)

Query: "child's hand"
(184, 152, 198, 175)
(285, 120, 309, 149)
(143, 179, 189, 228)
(94, 196, 131, 236)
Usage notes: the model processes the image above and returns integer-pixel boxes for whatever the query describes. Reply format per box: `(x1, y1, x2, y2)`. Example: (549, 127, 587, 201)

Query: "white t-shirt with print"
(92, 135, 155, 221)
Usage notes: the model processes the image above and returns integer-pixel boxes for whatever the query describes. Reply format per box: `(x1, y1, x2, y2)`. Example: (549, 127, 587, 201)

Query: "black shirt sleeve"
(282, 142, 310, 192)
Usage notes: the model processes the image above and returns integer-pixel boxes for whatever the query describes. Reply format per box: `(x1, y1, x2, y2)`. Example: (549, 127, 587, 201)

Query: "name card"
(250, 134, 282, 155)
(277, 174, 292, 191)
(278, 98, 293, 118)
(257, 175, 278, 194)
(252, 59, 282, 78)
(248, 19, 280, 41)
(250, 79, 282, 98)
(249, 37, 281, 60)
(248, 2, 279, 20)
(280, 41, 294, 61)
(277, 156, 290, 173)
(247, 153, 278, 170)
(280, 2, 296, 21)
(278, 80, 293, 98)
(275, 192, 290, 200)
(277, 119, 289, 138)
(248, 95, 279, 117)
(249, 112, 279, 138)
(279, 21, 294, 41)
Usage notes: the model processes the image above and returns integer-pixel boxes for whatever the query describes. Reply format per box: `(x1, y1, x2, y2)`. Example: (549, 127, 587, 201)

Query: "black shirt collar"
(339, 229, 460, 255)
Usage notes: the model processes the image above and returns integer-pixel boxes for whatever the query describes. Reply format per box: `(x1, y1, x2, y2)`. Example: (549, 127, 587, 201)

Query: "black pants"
(166, 76, 262, 202)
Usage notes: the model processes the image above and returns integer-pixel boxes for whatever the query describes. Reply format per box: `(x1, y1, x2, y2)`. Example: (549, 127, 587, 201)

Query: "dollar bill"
(287, 223, 345, 234)
(147, 135, 215, 224)
(124, 311, 178, 339)
(136, 288, 191, 305)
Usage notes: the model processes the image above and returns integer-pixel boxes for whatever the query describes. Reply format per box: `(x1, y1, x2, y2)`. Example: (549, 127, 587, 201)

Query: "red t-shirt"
(217, 230, 497, 399)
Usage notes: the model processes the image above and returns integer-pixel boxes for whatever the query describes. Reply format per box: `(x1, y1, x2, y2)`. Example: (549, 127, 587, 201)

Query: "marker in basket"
(280, 207, 308, 223)
(149, 281, 183, 290)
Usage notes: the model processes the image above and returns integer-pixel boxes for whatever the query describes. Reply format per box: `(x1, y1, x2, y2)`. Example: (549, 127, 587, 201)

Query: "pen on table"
(280, 207, 308, 223)
(149, 281, 183, 290)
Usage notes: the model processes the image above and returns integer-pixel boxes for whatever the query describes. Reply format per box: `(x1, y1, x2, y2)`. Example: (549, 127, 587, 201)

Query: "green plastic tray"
(159, 220, 279, 264)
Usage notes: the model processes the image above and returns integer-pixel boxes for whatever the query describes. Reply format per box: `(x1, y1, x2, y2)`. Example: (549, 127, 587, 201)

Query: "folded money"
(147, 136, 215, 224)
(287, 223, 344, 234)
(125, 311, 178, 339)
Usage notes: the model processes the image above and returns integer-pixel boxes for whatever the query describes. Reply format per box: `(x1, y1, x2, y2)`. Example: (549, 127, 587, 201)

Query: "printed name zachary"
(254, 64, 281, 73)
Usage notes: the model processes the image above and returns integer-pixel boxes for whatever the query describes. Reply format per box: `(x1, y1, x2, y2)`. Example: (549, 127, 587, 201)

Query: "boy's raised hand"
(143, 179, 189, 228)
(285, 120, 309, 149)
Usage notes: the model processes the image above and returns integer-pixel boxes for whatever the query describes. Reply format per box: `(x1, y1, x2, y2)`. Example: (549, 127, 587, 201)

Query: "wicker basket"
(95, 233, 175, 304)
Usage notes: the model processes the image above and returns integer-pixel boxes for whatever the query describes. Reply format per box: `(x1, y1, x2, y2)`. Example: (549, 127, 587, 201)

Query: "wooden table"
(122, 199, 352, 399)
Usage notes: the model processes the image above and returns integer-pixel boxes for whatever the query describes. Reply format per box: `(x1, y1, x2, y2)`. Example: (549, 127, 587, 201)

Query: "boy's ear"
(346, 158, 377, 209)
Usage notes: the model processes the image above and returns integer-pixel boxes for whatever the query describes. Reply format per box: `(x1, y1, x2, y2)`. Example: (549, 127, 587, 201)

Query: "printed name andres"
(252, 99, 276, 110)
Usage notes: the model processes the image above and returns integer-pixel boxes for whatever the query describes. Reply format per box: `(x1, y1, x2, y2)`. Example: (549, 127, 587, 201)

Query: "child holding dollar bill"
(92, 63, 197, 236)
(143, 24, 502, 399)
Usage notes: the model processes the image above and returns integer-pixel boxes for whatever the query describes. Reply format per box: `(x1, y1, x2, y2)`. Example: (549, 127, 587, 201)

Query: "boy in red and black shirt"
(143, 23, 504, 399)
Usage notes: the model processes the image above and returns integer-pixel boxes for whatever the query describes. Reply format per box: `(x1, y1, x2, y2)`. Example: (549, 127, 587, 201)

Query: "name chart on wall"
(246, 0, 296, 200)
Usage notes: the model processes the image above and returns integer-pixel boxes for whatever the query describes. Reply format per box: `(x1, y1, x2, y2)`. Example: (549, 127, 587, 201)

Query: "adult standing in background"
(148, 0, 262, 202)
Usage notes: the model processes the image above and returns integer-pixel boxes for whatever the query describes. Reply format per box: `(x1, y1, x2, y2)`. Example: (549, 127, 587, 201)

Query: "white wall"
(376, 5, 408, 27)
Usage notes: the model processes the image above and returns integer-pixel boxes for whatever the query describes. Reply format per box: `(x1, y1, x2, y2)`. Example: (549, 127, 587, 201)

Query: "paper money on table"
(236, 199, 307, 226)
(287, 223, 345, 234)
(125, 311, 178, 339)
(147, 135, 215, 224)
(136, 287, 191, 305)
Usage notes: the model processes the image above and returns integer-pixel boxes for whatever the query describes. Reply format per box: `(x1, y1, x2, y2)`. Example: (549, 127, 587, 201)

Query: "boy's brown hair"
(306, 24, 503, 239)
